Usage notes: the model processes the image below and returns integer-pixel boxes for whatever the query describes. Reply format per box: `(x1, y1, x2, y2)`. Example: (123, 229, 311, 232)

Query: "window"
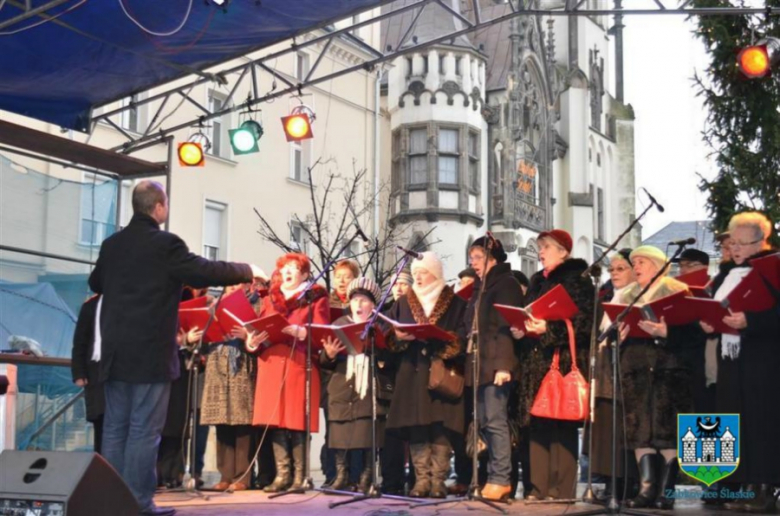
(119, 94, 145, 133)
(204, 201, 226, 260)
(296, 52, 310, 81)
(597, 187, 605, 241)
(80, 173, 117, 246)
(391, 130, 401, 191)
(290, 139, 311, 183)
(409, 128, 428, 184)
(290, 220, 310, 254)
(207, 91, 230, 159)
(521, 256, 537, 279)
(438, 128, 459, 184)
(468, 131, 480, 191)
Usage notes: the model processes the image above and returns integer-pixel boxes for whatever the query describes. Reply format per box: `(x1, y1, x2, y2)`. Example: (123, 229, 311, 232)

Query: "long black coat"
(516, 258, 595, 428)
(735, 249, 780, 483)
(464, 263, 524, 386)
(386, 286, 467, 435)
(88, 213, 252, 384)
(70, 296, 105, 422)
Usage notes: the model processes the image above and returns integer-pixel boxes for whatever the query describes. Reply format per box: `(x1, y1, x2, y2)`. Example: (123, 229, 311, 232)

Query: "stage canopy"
(0, 0, 386, 132)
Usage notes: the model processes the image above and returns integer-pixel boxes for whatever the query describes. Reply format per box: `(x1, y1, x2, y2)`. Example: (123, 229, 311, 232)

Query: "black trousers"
(216, 425, 255, 484)
(157, 436, 184, 485)
(91, 415, 104, 455)
(529, 417, 579, 500)
(381, 431, 407, 490)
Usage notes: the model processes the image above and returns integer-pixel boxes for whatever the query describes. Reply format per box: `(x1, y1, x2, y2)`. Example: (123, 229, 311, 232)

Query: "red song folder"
(494, 284, 579, 329)
(689, 286, 711, 299)
(179, 295, 209, 310)
(221, 310, 291, 344)
(686, 298, 739, 336)
(639, 290, 697, 326)
(307, 322, 386, 355)
(375, 312, 457, 343)
(330, 306, 346, 323)
(456, 282, 474, 300)
(215, 289, 258, 334)
(750, 252, 780, 291)
(601, 304, 652, 339)
(178, 308, 227, 343)
(721, 269, 776, 313)
(676, 268, 710, 288)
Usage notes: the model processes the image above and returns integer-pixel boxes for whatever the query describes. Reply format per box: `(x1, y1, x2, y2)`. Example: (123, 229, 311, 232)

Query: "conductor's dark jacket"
(88, 213, 252, 384)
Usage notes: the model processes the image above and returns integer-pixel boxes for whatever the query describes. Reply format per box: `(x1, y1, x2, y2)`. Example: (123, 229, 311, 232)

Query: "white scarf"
(280, 281, 309, 300)
(412, 279, 446, 318)
(91, 296, 102, 362)
(346, 353, 370, 399)
(714, 267, 750, 360)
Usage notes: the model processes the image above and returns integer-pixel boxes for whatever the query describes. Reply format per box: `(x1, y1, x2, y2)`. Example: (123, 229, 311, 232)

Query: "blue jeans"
(477, 383, 512, 486)
(103, 381, 171, 511)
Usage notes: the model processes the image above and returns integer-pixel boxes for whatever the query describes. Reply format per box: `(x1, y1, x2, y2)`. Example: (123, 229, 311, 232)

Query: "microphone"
(669, 237, 696, 246)
(354, 223, 370, 244)
(396, 246, 423, 260)
(642, 188, 665, 213)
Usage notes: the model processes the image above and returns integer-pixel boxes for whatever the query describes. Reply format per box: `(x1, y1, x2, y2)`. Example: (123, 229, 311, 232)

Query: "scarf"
(280, 281, 309, 300)
(714, 266, 750, 360)
(343, 315, 370, 399)
(92, 296, 103, 362)
(412, 278, 446, 318)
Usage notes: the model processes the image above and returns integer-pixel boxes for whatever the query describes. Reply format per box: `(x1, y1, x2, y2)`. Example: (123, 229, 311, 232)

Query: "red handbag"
(530, 319, 590, 421)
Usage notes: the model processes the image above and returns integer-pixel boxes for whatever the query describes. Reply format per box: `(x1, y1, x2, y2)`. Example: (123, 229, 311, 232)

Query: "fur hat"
(411, 251, 445, 281)
(470, 236, 508, 263)
(630, 245, 667, 271)
(347, 277, 381, 305)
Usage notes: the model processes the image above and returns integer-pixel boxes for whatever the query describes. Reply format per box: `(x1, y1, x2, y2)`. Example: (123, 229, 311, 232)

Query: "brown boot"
(408, 442, 431, 498)
(263, 431, 292, 493)
(481, 483, 512, 501)
(289, 431, 306, 490)
(429, 443, 451, 499)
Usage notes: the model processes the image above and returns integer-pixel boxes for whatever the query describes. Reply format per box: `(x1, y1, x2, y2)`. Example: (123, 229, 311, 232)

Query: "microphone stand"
(592, 242, 689, 516)
(326, 253, 420, 507)
(411, 236, 508, 514)
(168, 288, 227, 502)
(270, 230, 365, 499)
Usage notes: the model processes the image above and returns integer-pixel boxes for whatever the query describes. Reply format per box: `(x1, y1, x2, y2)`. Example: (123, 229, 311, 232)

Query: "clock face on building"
(678, 413, 740, 487)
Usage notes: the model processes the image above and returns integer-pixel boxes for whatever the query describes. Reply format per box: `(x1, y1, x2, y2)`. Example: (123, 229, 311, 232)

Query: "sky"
(622, 2, 718, 239)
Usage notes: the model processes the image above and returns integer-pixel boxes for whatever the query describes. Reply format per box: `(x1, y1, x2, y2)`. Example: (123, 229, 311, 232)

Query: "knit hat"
(610, 247, 633, 266)
(347, 277, 381, 305)
(672, 248, 710, 266)
(411, 251, 445, 281)
(470, 236, 508, 263)
(392, 270, 413, 286)
(538, 229, 573, 254)
(458, 267, 477, 280)
(630, 245, 667, 271)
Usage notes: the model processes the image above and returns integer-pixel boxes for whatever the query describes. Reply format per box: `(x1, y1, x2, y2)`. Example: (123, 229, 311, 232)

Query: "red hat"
(538, 229, 573, 254)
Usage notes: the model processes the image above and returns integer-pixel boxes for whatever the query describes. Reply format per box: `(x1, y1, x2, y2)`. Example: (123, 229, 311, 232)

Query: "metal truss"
(93, 0, 780, 153)
(0, 0, 75, 30)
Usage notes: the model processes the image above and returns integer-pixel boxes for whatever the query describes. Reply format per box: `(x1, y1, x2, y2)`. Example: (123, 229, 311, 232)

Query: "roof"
(469, 2, 514, 91)
(0, 0, 387, 132)
(381, 0, 476, 54)
(642, 221, 720, 259)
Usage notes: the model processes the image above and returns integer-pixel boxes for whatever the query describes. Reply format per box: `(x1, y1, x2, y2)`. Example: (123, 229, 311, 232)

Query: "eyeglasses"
(608, 267, 631, 273)
(731, 238, 763, 248)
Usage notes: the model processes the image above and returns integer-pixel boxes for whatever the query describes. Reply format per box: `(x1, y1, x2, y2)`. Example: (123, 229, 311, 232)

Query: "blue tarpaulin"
(0, 0, 385, 131)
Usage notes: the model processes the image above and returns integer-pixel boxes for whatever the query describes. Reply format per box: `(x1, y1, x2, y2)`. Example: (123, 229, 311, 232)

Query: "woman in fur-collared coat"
(386, 252, 467, 499)
(513, 229, 594, 501)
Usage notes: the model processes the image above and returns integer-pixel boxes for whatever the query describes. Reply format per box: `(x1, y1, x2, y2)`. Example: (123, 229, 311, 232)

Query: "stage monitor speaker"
(0, 450, 139, 516)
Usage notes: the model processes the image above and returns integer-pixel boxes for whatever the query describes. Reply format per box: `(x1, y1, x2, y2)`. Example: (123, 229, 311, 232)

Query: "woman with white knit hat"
(385, 251, 468, 498)
(613, 245, 701, 510)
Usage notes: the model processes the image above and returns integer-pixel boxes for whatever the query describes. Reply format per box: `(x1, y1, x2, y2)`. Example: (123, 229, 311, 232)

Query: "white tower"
(721, 427, 736, 463)
(682, 427, 697, 463)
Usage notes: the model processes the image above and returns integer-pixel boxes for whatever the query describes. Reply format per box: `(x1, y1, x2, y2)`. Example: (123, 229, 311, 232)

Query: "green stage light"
(229, 120, 263, 155)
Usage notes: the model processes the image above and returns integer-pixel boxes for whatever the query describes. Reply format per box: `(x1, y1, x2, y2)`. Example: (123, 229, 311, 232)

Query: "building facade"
(381, 0, 638, 282)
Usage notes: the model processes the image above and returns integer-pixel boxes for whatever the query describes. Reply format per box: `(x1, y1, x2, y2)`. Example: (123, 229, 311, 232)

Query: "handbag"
(428, 357, 464, 399)
(530, 319, 590, 421)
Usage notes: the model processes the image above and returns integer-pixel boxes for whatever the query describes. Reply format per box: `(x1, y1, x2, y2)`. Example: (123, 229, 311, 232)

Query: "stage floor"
(154, 488, 755, 515)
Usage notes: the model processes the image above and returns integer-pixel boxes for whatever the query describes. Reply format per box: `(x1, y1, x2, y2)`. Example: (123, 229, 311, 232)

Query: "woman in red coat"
(248, 253, 329, 492)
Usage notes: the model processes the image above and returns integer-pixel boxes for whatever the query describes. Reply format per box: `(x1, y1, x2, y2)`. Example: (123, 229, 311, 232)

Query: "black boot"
(408, 442, 431, 498)
(263, 431, 292, 493)
(654, 457, 679, 510)
(326, 449, 349, 491)
(289, 431, 306, 490)
(626, 453, 659, 509)
(741, 484, 778, 514)
(429, 443, 451, 499)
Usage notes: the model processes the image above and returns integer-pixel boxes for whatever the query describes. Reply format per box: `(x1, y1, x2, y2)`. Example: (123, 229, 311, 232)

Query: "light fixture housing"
(229, 119, 264, 155)
(281, 105, 315, 142)
(178, 142, 204, 167)
(737, 37, 780, 79)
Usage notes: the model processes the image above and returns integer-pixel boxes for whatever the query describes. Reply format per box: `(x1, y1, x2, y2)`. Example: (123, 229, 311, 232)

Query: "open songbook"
(685, 298, 739, 336)
(750, 252, 780, 292)
(220, 310, 291, 344)
(374, 312, 457, 342)
(307, 321, 386, 355)
(602, 290, 697, 339)
(178, 308, 228, 343)
(676, 268, 711, 298)
(455, 282, 474, 301)
(494, 284, 579, 332)
(720, 268, 776, 313)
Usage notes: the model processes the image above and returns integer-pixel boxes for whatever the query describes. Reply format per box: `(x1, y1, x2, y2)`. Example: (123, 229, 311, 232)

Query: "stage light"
(281, 105, 315, 142)
(737, 37, 780, 79)
(178, 142, 204, 167)
(229, 120, 263, 155)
